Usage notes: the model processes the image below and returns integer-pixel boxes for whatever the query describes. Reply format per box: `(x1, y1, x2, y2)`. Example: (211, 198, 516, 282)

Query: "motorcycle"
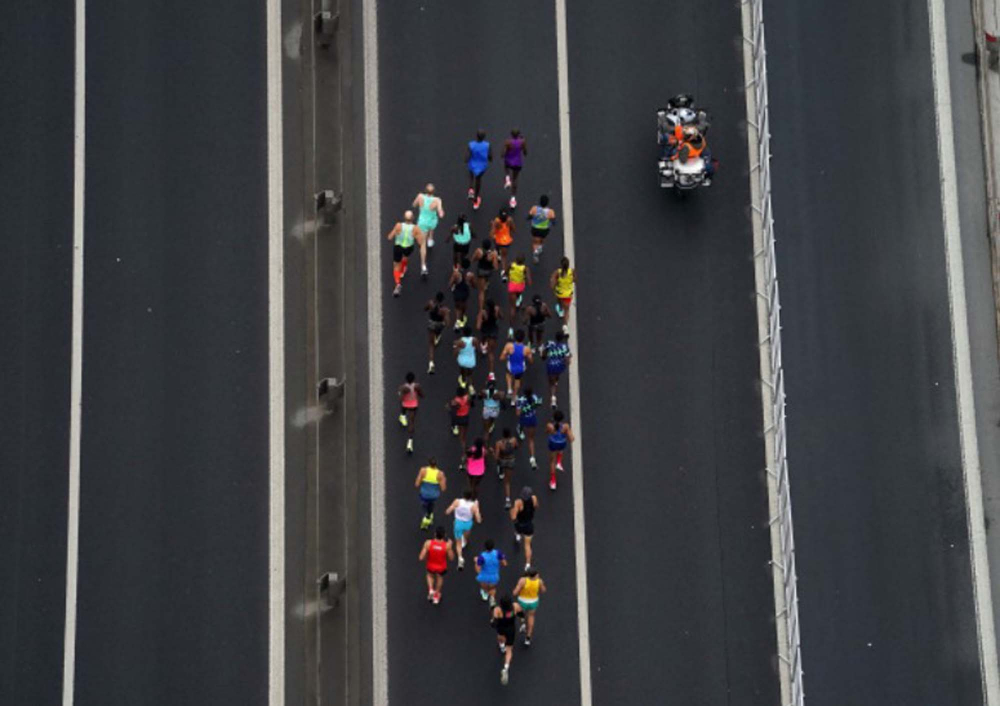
(657, 94, 713, 191)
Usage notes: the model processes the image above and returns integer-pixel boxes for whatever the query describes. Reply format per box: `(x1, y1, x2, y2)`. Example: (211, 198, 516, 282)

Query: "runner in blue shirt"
(466, 130, 492, 211)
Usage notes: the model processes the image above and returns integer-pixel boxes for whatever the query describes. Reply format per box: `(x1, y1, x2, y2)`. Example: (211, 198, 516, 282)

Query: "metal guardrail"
(742, 1, 805, 704)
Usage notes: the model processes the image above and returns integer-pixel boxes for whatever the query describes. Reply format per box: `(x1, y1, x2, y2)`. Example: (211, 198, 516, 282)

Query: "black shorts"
(531, 227, 550, 240)
(498, 628, 516, 645)
(452, 413, 470, 427)
(514, 521, 534, 537)
(453, 286, 470, 303)
(393, 244, 415, 262)
(482, 328, 498, 341)
(428, 320, 445, 333)
(453, 242, 470, 257)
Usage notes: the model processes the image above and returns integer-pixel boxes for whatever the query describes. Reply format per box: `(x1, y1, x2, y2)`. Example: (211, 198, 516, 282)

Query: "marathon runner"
(513, 567, 546, 646)
(385, 210, 426, 297)
(423, 292, 451, 375)
(466, 130, 492, 211)
(506, 254, 532, 337)
(550, 256, 576, 332)
(514, 387, 542, 469)
(541, 330, 572, 408)
(448, 214, 473, 268)
(448, 258, 475, 333)
(510, 487, 538, 571)
(476, 539, 507, 607)
(492, 596, 523, 686)
(493, 428, 519, 509)
(500, 329, 533, 399)
(452, 326, 478, 393)
(478, 374, 506, 442)
(417, 525, 454, 604)
(447, 386, 473, 452)
(523, 295, 552, 349)
(546, 410, 575, 491)
(501, 129, 527, 209)
(396, 372, 424, 454)
(445, 490, 481, 570)
(412, 183, 444, 250)
(527, 195, 556, 264)
(477, 298, 502, 376)
(463, 437, 487, 498)
(490, 208, 515, 280)
(471, 238, 500, 314)
(414, 459, 446, 530)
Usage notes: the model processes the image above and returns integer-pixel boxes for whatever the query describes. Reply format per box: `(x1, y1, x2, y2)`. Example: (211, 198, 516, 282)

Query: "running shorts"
(519, 414, 537, 428)
(548, 436, 567, 452)
(514, 521, 534, 537)
(454, 518, 474, 541)
(478, 572, 499, 586)
(452, 413, 470, 427)
(393, 244, 414, 262)
(507, 281, 526, 294)
(531, 226, 550, 240)
(558, 296, 572, 308)
(453, 241, 470, 257)
(517, 597, 539, 611)
(427, 567, 447, 576)
(507, 362, 525, 379)
(483, 406, 500, 420)
(546, 360, 566, 377)
(499, 456, 516, 470)
(428, 320, 445, 333)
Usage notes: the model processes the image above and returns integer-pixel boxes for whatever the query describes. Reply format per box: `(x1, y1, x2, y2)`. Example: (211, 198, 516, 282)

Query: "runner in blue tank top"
(466, 130, 492, 211)
(500, 329, 533, 399)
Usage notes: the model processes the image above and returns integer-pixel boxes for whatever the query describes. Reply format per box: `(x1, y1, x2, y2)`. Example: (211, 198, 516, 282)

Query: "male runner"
(385, 210, 426, 297)
(447, 386, 473, 452)
(448, 258, 475, 332)
(500, 329, 533, 398)
(490, 208, 515, 279)
(448, 214, 473, 267)
(466, 130, 492, 210)
(414, 459, 446, 529)
(493, 428, 519, 509)
(514, 386, 543, 469)
(501, 129, 527, 209)
(527, 195, 556, 264)
(510, 488, 539, 571)
(523, 295, 552, 349)
(412, 183, 444, 250)
(492, 596, 523, 686)
(477, 298, 503, 375)
(417, 526, 454, 604)
(546, 410, 575, 491)
(476, 539, 507, 607)
(445, 490, 482, 570)
(396, 372, 424, 454)
(541, 330, 572, 408)
(423, 292, 451, 374)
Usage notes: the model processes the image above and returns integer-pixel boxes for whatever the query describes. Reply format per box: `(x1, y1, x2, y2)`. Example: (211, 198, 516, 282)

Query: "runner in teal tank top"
(386, 210, 426, 297)
(527, 194, 557, 264)
(413, 183, 444, 256)
(449, 214, 474, 267)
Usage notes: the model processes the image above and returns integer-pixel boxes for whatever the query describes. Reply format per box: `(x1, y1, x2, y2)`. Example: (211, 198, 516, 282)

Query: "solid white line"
(927, 0, 1000, 701)
(266, 0, 286, 700)
(554, 1, 593, 704)
(362, 0, 388, 701)
(62, 0, 86, 703)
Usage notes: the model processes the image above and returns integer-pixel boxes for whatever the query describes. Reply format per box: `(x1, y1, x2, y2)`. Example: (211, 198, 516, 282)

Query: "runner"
(463, 437, 487, 498)
(491, 595, 523, 686)
(478, 374, 506, 442)
(449, 258, 475, 333)
(475, 538, 507, 607)
(509, 487, 538, 570)
(452, 326, 478, 392)
(477, 298, 502, 375)
(514, 386, 543, 469)
(550, 256, 576, 332)
(445, 490, 482, 570)
(506, 254, 532, 337)
(501, 129, 527, 209)
(500, 329, 533, 398)
(527, 195, 557, 264)
(385, 210, 426, 297)
(447, 386, 473, 452)
(471, 238, 500, 314)
(545, 410, 574, 491)
(466, 129, 492, 211)
(490, 208, 515, 279)
(448, 214, 473, 268)
(423, 292, 451, 375)
(396, 372, 424, 454)
(412, 183, 444, 251)
(523, 295, 552, 349)
(541, 330, 572, 408)
(414, 459, 447, 529)
(493, 428, 519, 508)
(513, 567, 546, 646)
(417, 525, 454, 604)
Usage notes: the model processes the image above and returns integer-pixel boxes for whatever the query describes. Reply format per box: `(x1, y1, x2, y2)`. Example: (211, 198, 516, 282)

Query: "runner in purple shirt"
(502, 129, 527, 210)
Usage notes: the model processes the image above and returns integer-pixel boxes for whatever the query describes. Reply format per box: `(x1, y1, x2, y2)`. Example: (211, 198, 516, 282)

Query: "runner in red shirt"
(418, 525, 455, 604)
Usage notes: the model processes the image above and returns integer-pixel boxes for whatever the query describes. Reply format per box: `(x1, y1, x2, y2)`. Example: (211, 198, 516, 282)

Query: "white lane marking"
(62, 0, 86, 702)
(266, 0, 286, 700)
(554, 0, 593, 703)
(927, 0, 1000, 701)
(362, 0, 388, 701)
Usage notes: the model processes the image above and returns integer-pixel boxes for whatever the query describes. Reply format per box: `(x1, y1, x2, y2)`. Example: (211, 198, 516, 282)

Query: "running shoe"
(497, 466, 505, 480)
(551, 395, 557, 408)
(556, 461, 564, 472)
(427, 590, 434, 602)
(432, 592, 441, 605)
(504, 175, 511, 190)
(428, 360, 435, 374)
(457, 315, 467, 328)
(519, 619, 526, 633)
(532, 250, 540, 265)
(458, 556, 465, 570)
(562, 324, 569, 335)
(501, 271, 508, 283)
(406, 438, 413, 454)
(524, 562, 531, 572)
(507, 327, 514, 339)
(420, 514, 432, 530)
(421, 265, 428, 280)
(480, 589, 489, 602)
(452, 425, 459, 436)
(514, 532, 522, 543)
(461, 535, 467, 548)
(504, 496, 511, 509)
(549, 476, 557, 491)
(433, 333, 441, 347)
(468, 384, 476, 395)
(515, 293, 523, 308)
(488, 372, 496, 382)
(509, 195, 516, 209)
(473, 196, 482, 210)
(398, 413, 408, 427)
(529, 456, 537, 469)
(393, 284, 402, 297)
(703, 178, 712, 187)
(517, 426, 525, 441)
(489, 593, 497, 607)
(500, 666, 509, 686)
(480, 343, 488, 355)
(458, 374, 467, 389)
(507, 388, 514, 398)
(468, 188, 475, 200)
(428, 238, 435, 248)
(554, 302, 564, 317)
(524, 637, 531, 647)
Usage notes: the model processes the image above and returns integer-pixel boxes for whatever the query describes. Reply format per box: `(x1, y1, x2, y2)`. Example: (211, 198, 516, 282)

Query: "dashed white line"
(266, 0, 286, 700)
(362, 0, 389, 702)
(62, 0, 86, 703)
(927, 0, 1000, 701)
(554, 0, 593, 703)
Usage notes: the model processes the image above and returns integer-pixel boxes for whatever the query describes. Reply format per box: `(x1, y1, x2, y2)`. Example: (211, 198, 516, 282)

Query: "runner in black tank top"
(423, 292, 450, 375)
(510, 486, 538, 570)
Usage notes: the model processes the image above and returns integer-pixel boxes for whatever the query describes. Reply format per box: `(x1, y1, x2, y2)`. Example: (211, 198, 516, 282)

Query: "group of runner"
(392, 129, 577, 686)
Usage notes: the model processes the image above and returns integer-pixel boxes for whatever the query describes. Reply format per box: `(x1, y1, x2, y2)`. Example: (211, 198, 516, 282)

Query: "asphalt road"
(0, 4, 74, 705)
(375, 1, 777, 703)
(70, 3, 271, 704)
(764, 0, 986, 702)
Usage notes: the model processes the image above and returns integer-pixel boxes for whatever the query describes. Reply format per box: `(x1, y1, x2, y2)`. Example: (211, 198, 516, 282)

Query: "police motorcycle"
(657, 94, 713, 191)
